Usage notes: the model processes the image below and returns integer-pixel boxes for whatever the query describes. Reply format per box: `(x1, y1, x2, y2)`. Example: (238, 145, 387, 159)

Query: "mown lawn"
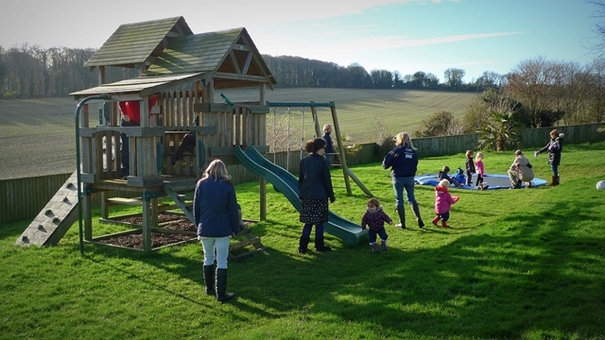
(1, 142, 604, 339)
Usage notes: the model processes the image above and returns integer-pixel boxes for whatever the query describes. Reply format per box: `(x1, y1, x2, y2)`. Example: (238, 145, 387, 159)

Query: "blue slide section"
(234, 146, 366, 246)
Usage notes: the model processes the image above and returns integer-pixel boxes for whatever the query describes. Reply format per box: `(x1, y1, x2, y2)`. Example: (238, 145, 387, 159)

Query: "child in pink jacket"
(431, 179, 459, 228)
(474, 152, 486, 190)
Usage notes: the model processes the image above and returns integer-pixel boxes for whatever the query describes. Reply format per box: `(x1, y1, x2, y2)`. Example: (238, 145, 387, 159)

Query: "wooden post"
(330, 104, 352, 195)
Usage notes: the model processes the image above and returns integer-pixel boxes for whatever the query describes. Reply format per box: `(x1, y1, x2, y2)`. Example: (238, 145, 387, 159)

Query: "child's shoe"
(441, 220, 450, 228)
(431, 216, 440, 226)
(371, 244, 378, 253)
(381, 241, 388, 252)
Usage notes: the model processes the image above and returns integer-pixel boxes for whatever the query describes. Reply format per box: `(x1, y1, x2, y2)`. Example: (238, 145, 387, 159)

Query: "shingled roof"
(84, 16, 192, 69)
(145, 27, 275, 89)
(74, 17, 275, 97)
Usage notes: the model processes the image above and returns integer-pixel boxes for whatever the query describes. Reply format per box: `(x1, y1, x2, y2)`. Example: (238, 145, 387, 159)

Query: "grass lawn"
(1, 142, 604, 339)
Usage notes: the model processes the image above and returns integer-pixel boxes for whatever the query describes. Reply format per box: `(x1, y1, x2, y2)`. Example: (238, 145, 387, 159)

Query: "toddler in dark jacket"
(361, 198, 393, 253)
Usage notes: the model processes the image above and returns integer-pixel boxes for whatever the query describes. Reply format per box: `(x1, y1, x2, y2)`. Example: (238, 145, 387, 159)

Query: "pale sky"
(0, 0, 601, 82)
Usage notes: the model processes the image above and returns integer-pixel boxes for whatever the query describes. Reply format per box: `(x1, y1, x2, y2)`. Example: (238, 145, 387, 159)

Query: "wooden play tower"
(17, 17, 275, 252)
(16, 16, 370, 253)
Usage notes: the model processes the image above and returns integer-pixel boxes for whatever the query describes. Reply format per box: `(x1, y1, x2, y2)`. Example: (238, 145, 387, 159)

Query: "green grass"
(2, 142, 604, 339)
(0, 89, 477, 179)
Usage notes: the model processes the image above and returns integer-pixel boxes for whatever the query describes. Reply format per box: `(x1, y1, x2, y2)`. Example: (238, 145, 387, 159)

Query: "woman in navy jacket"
(194, 159, 240, 302)
(382, 132, 425, 229)
(298, 138, 335, 254)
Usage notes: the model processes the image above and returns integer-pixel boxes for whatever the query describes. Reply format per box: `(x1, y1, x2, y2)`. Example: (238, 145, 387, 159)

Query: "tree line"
(413, 56, 605, 150)
(0, 44, 506, 99)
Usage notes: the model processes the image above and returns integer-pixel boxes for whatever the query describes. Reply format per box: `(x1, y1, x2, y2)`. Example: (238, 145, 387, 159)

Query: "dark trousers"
(301, 222, 324, 238)
(173, 132, 196, 162)
(437, 211, 450, 222)
(120, 119, 139, 177)
(368, 228, 388, 244)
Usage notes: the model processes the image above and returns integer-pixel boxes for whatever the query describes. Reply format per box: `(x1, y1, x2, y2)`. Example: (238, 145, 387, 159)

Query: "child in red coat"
(361, 198, 393, 252)
(431, 179, 460, 228)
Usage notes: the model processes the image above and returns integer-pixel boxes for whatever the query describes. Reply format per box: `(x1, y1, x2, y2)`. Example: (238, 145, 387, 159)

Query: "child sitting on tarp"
(438, 166, 461, 187)
(453, 167, 466, 187)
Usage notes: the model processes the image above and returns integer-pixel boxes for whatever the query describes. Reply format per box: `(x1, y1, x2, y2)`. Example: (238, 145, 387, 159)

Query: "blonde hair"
(465, 150, 474, 158)
(550, 129, 559, 138)
(475, 152, 484, 161)
(438, 179, 450, 188)
(395, 132, 416, 150)
(323, 124, 332, 133)
(201, 159, 230, 182)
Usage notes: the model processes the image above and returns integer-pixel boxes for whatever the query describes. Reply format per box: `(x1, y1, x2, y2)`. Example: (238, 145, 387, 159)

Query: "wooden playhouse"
(17, 16, 275, 252)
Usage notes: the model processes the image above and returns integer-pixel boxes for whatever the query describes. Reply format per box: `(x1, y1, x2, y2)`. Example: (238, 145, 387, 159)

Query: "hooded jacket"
(434, 185, 458, 214)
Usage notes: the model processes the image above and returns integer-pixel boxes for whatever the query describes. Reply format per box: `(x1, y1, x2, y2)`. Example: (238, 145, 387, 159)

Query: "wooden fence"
(2, 123, 603, 225)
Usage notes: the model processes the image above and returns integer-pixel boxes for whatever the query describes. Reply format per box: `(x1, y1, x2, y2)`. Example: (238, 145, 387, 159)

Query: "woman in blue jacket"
(194, 159, 240, 302)
(298, 138, 335, 254)
(382, 132, 425, 229)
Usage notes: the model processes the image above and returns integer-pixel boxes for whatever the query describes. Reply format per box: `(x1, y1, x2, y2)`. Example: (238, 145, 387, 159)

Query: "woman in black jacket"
(298, 138, 335, 254)
(535, 129, 564, 186)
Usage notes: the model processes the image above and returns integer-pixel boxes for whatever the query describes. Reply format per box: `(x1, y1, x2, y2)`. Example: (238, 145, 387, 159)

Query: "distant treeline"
(0, 45, 501, 98)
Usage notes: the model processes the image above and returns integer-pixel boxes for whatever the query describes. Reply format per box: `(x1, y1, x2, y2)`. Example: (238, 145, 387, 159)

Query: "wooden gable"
(84, 16, 193, 69)
(145, 27, 275, 89)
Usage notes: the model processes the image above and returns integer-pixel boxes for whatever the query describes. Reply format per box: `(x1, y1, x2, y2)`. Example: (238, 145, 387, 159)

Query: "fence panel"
(2, 123, 604, 225)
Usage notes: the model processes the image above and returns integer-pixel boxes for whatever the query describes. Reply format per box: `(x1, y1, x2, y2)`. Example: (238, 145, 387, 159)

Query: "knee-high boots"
(298, 236, 310, 254)
(551, 175, 560, 186)
(216, 268, 235, 303)
(395, 206, 406, 228)
(203, 264, 215, 296)
(315, 237, 332, 252)
(411, 202, 425, 228)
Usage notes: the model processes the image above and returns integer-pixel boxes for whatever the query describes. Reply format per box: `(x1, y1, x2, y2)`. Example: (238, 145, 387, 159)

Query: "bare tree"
(444, 68, 465, 89)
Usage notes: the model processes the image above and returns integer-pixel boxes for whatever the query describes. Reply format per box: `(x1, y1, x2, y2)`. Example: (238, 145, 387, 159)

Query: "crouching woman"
(194, 159, 240, 302)
(507, 150, 535, 189)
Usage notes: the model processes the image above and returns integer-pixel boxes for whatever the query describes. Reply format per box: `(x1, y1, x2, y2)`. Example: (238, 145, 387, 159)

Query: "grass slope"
(0, 89, 477, 179)
(1, 142, 604, 339)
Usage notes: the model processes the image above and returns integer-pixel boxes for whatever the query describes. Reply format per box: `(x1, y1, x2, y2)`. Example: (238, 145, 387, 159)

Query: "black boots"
(411, 202, 425, 228)
(298, 236, 310, 254)
(395, 206, 406, 228)
(203, 265, 215, 296)
(299, 236, 331, 253)
(216, 268, 235, 303)
(314, 237, 332, 252)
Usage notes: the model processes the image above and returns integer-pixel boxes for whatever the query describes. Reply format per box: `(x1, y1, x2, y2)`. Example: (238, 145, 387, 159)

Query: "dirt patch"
(96, 213, 197, 250)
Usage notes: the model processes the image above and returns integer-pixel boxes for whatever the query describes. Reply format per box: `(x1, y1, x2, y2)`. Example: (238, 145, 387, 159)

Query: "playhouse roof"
(144, 27, 275, 89)
(85, 16, 192, 69)
(73, 16, 275, 98)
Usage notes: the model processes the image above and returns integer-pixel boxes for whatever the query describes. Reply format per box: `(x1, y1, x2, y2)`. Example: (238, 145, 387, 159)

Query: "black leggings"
(476, 174, 483, 186)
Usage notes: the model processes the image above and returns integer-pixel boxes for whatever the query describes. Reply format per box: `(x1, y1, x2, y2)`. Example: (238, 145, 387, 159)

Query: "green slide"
(234, 145, 367, 246)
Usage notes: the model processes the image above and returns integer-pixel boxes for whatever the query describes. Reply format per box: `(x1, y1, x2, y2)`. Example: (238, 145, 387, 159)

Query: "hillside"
(0, 89, 478, 179)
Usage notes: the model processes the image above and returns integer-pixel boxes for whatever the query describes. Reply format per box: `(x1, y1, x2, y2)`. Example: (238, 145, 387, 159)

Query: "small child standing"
(474, 152, 486, 189)
(431, 180, 460, 228)
(361, 198, 393, 253)
(465, 150, 476, 186)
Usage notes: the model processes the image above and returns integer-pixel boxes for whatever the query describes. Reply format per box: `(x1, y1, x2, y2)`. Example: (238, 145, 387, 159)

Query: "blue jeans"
(392, 176, 416, 208)
(368, 228, 388, 244)
(199, 236, 231, 269)
(551, 165, 559, 177)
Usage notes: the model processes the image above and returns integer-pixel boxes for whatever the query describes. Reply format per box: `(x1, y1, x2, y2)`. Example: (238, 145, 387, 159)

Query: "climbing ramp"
(15, 170, 80, 246)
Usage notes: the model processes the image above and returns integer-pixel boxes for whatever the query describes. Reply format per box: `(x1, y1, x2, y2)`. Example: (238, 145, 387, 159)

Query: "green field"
(0, 89, 478, 179)
(2, 143, 604, 339)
